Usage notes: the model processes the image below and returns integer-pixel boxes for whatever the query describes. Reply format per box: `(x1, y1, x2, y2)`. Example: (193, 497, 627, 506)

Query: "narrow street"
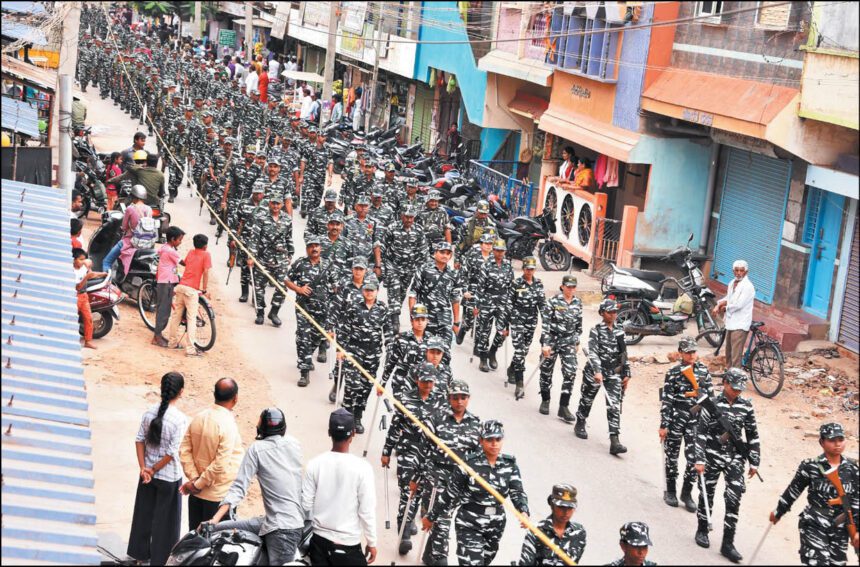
(80, 87, 857, 566)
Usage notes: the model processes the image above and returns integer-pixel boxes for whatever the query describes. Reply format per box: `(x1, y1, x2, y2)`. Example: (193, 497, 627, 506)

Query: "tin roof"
(1, 180, 100, 566)
(1, 2, 49, 16)
(1, 54, 56, 91)
(1, 96, 40, 137)
(0, 20, 50, 46)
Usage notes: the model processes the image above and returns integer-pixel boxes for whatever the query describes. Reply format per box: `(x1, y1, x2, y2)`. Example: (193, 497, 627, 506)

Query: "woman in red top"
(105, 152, 123, 211)
(258, 64, 269, 103)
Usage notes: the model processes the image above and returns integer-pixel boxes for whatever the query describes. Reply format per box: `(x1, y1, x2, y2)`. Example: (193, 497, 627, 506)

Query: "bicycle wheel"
(748, 342, 785, 398)
(616, 307, 645, 345)
(192, 300, 216, 351)
(138, 280, 157, 331)
(696, 306, 722, 348)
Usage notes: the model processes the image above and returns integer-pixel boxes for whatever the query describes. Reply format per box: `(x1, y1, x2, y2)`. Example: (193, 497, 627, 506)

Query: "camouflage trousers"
(576, 364, 624, 435)
(167, 160, 183, 198)
(427, 319, 453, 351)
(252, 264, 287, 311)
(454, 505, 506, 565)
(300, 180, 324, 216)
(341, 347, 382, 414)
(295, 305, 327, 371)
(509, 316, 538, 376)
(460, 297, 476, 333)
(384, 264, 414, 321)
(663, 407, 698, 486)
(696, 454, 746, 535)
(539, 342, 578, 401)
(394, 450, 422, 535)
(798, 509, 849, 566)
(420, 474, 456, 563)
(475, 306, 506, 357)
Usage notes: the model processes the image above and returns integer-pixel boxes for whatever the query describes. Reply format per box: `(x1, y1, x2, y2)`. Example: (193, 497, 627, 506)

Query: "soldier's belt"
(463, 502, 502, 516)
(807, 505, 840, 518)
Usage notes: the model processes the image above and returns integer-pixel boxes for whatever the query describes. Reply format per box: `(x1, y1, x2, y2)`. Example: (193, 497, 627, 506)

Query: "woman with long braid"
(127, 372, 188, 565)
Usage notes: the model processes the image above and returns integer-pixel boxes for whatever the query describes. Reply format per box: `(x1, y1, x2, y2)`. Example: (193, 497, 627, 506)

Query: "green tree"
(132, 1, 174, 17)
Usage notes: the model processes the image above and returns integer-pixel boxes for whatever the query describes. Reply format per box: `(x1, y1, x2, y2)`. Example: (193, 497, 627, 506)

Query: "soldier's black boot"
(680, 480, 696, 512)
(557, 394, 575, 423)
(354, 408, 364, 434)
(455, 325, 466, 345)
(239, 283, 249, 303)
(479, 356, 490, 373)
(539, 392, 550, 415)
(574, 416, 588, 439)
(255, 309, 265, 325)
(298, 370, 310, 388)
(609, 435, 627, 455)
(398, 533, 412, 555)
(720, 531, 743, 563)
(488, 346, 498, 370)
(663, 479, 678, 507)
(514, 377, 525, 400)
(329, 374, 338, 403)
(317, 345, 327, 363)
(268, 306, 282, 327)
(695, 520, 710, 548)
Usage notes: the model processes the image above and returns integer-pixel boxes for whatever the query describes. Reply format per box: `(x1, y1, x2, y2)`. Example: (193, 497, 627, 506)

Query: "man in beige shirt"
(179, 378, 244, 531)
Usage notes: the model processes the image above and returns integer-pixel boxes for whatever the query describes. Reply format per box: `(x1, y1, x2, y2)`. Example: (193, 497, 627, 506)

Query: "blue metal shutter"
(412, 85, 434, 151)
(712, 148, 791, 303)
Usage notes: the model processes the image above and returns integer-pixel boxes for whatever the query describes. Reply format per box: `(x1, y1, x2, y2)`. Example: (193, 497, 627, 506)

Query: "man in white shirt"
(245, 66, 259, 97)
(299, 87, 313, 120)
(234, 57, 247, 83)
(269, 56, 281, 79)
(714, 259, 756, 369)
(302, 408, 377, 565)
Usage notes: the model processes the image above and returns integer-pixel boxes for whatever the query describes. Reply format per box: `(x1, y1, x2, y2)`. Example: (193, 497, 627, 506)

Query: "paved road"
(85, 89, 801, 566)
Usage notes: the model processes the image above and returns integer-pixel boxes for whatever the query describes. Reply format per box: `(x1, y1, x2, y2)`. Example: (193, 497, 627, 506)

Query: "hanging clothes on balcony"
(604, 157, 619, 188)
(594, 155, 608, 189)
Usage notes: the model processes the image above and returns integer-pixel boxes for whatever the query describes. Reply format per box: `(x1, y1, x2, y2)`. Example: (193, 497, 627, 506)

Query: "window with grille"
(696, 1, 724, 24)
(548, 7, 621, 81)
(755, 1, 792, 30)
(803, 187, 822, 246)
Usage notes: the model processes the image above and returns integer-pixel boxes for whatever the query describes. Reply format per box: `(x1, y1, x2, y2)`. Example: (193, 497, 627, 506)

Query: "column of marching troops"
(77, 6, 858, 566)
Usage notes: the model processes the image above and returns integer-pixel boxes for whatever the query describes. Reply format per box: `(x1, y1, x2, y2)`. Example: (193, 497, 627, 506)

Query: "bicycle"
(695, 321, 785, 398)
(138, 282, 217, 351)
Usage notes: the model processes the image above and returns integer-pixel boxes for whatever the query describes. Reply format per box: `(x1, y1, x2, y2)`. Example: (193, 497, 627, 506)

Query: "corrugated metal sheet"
(1, 2, 49, 16)
(1, 53, 56, 91)
(838, 219, 859, 351)
(0, 20, 50, 46)
(1, 96, 40, 137)
(1, 180, 101, 566)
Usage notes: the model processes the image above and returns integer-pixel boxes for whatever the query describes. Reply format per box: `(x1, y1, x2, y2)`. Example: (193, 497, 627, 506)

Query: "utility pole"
(192, 1, 202, 40)
(365, 3, 383, 133)
(320, 2, 339, 124)
(58, 75, 73, 200)
(50, 1, 80, 189)
(245, 2, 254, 64)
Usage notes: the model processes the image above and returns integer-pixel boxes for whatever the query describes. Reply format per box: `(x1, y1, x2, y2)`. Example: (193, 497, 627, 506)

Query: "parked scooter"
(602, 233, 722, 345)
(78, 271, 124, 339)
(73, 160, 108, 219)
(495, 208, 558, 261)
(87, 209, 159, 303)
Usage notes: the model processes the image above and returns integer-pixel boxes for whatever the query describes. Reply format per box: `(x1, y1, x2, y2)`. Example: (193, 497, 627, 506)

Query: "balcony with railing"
(469, 160, 536, 217)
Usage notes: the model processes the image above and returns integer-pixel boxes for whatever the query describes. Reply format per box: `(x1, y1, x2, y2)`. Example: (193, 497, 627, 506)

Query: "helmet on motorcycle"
(476, 200, 490, 214)
(131, 184, 148, 200)
(256, 407, 287, 439)
(132, 149, 148, 163)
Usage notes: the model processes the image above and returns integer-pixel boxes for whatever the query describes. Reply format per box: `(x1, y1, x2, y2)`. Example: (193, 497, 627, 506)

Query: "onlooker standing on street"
(74, 248, 107, 349)
(179, 378, 244, 531)
(713, 260, 755, 369)
(302, 409, 377, 565)
(205, 408, 305, 564)
(152, 226, 185, 347)
(166, 234, 212, 357)
(127, 372, 188, 566)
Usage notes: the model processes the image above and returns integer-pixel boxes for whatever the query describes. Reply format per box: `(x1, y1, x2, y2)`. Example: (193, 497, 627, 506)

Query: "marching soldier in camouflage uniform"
(298, 127, 332, 218)
(246, 198, 294, 327)
(519, 484, 587, 566)
(258, 158, 293, 216)
(344, 195, 378, 264)
(328, 257, 369, 402)
(78, 36, 95, 92)
(230, 182, 267, 303)
(206, 136, 235, 233)
(382, 304, 432, 400)
(456, 200, 495, 262)
(383, 362, 448, 555)
(473, 239, 514, 373)
(419, 380, 481, 566)
(341, 142, 368, 210)
(539, 275, 583, 421)
(320, 211, 353, 297)
(305, 190, 341, 240)
(165, 120, 187, 199)
(659, 337, 714, 511)
(376, 206, 428, 332)
(418, 190, 452, 254)
(507, 256, 545, 400)
(409, 242, 462, 347)
(456, 234, 494, 347)
(373, 161, 401, 203)
(227, 146, 262, 216)
(368, 187, 396, 242)
(693, 368, 761, 563)
(285, 237, 329, 388)
(395, 178, 426, 217)
(423, 420, 529, 566)
(608, 522, 657, 566)
(339, 275, 393, 433)
(575, 299, 630, 455)
(351, 160, 377, 209)
(769, 422, 860, 566)
(404, 336, 453, 396)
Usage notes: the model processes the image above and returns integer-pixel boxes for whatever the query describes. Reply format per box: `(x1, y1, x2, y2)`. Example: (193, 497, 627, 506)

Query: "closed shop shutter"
(838, 220, 859, 351)
(412, 84, 434, 151)
(712, 148, 791, 304)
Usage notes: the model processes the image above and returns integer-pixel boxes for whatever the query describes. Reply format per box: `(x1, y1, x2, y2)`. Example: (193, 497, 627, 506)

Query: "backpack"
(131, 214, 158, 250)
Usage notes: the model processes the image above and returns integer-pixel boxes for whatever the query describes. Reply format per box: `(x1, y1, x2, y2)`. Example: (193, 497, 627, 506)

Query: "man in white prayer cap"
(713, 259, 756, 368)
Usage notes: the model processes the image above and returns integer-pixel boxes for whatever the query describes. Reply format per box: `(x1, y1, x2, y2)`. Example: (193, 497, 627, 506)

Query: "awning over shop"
(539, 109, 640, 162)
(478, 50, 554, 87)
(507, 91, 548, 123)
(641, 70, 798, 139)
(1, 96, 40, 137)
(1, 54, 82, 97)
(281, 70, 325, 83)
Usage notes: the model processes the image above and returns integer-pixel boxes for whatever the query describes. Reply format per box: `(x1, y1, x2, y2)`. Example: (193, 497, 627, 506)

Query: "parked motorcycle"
(496, 208, 559, 261)
(73, 160, 108, 219)
(78, 271, 124, 339)
(87, 209, 159, 303)
(166, 518, 313, 566)
(602, 233, 722, 345)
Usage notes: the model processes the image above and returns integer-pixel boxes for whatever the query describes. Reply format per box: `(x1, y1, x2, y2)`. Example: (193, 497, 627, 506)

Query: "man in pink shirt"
(167, 234, 212, 356)
(153, 226, 185, 347)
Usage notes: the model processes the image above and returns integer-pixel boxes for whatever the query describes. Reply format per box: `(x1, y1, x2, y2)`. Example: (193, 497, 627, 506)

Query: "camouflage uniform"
(608, 522, 656, 566)
(380, 218, 428, 329)
(457, 243, 491, 341)
(368, 195, 397, 243)
(417, 199, 451, 254)
(519, 517, 587, 566)
(408, 252, 462, 347)
(343, 211, 378, 264)
(286, 254, 329, 372)
(773, 423, 859, 566)
(539, 288, 583, 410)
(506, 272, 545, 384)
(472, 252, 514, 363)
(305, 201, 341, 240)
(575, 319, 630, 436)
(246, 210, 294, 317)
(231, 193, 268, 299)
(300, 141, 331, 216)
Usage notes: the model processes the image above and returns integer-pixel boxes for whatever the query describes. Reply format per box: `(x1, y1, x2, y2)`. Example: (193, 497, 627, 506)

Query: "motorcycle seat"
(620, 267, 665, 282)
(134, 248, 158, 260)
(498, 220, 517, 231)
(750, 321, 765, 330)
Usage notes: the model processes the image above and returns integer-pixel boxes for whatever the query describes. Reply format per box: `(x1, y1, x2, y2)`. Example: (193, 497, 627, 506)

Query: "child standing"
(153, 226, 185, 347)
(74, 248, 108, 349)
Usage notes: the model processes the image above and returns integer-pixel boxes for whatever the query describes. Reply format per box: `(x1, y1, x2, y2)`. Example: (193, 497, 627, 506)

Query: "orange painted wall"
(643, 2, 680, 91)
(549, 71, 616, 124)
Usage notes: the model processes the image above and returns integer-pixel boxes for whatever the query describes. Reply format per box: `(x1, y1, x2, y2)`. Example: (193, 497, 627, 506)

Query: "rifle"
(216, 206, 228, 244)
(823, 465, 859, 555)
(696, 395, 764, 482)
(226, 244, 237, 285)
(681, 365, 700, 398)
(614, 333, 628, 376)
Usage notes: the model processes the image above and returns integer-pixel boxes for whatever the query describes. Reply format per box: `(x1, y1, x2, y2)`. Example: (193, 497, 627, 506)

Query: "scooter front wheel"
(616, 307, 646, 345)
(86, 310, 114, 339)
